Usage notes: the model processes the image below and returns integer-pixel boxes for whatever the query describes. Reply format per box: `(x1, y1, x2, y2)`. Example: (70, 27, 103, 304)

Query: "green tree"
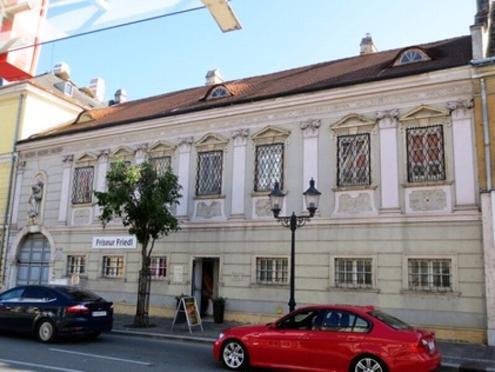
(95, 161, 181, 327)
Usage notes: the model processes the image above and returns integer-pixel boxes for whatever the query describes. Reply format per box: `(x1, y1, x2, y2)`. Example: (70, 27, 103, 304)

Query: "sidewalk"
(113, 314, 495, 371)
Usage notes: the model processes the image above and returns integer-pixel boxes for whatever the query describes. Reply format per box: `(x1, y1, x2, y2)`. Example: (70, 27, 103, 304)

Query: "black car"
(0, 285, 113, 342)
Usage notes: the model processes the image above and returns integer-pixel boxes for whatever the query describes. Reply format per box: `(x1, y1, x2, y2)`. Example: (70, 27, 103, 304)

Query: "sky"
(34, 0, 476, 101)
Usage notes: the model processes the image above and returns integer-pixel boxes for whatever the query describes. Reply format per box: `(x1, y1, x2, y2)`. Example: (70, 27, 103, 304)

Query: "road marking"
(0, 357, 84, 372)
(49, 348, 153, 366)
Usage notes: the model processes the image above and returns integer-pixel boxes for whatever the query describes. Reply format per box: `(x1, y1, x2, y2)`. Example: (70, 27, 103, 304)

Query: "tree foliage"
(95, 160, 181, 326)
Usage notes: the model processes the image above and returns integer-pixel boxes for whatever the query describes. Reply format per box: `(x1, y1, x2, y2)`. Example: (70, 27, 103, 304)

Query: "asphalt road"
(0, 332, 460, 372)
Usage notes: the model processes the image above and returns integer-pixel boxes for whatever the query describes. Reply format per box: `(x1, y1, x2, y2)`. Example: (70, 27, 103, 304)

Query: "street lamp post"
(269, 179, 321, 312)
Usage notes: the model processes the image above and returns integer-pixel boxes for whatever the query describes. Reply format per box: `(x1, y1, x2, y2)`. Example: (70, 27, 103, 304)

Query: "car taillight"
(412, 338, 435, 353)
(66, 305, 90, 315)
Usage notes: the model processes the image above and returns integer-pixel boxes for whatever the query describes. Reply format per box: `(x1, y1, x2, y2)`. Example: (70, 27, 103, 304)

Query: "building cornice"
(17, 66, 473, 152)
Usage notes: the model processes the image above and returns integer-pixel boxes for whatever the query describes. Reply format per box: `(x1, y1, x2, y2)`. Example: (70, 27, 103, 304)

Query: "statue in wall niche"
(28, 179, 44, 222)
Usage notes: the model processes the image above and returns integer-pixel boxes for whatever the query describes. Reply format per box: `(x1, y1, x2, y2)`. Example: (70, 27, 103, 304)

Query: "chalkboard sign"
(171, 296, 203, 333)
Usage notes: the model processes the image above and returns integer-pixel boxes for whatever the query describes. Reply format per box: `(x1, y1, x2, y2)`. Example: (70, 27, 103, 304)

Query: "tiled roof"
(26, 35, 472, 142)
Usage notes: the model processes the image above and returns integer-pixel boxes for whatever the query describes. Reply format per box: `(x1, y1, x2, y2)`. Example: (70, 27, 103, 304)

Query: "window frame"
(254, 143, 285, 192)
(195, 150, 224, 196)
(102, 255, 125, 279)
(334, 257, 373, 289)
(406, 125, 446, 184)
(337, 133, 371, 187)
(407, 258, 453, 292)
(71, 165, 95, 205)
(150, 256, 168, 280)
(66, 255, 87, 276)
(255, 256, 289, 285)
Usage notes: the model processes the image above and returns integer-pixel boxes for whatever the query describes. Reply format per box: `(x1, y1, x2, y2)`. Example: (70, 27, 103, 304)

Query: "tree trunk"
(134, 244, 151, 327)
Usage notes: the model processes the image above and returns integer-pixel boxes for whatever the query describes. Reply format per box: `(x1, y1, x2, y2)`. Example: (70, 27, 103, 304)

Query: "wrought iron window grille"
(150, 156, 171, 176)
(196, 150, 223, 196)
(254, 143, 284, 192)
(406, 125, 446, 183)
(72, 166, 94, 204)
(337, 134, 370, 187)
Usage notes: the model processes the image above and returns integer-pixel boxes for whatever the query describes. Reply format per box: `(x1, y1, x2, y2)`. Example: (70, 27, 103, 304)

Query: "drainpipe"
(0, 93, 25, 288)
(481, 78, 493, 191)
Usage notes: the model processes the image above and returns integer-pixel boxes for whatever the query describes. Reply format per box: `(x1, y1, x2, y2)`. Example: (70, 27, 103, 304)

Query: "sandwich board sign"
(171, 296, 203, 333)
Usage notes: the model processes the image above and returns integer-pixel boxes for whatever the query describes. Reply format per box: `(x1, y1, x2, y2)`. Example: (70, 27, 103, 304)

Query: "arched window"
(394, 48, 430, 66)
(207, 86, 231, 100)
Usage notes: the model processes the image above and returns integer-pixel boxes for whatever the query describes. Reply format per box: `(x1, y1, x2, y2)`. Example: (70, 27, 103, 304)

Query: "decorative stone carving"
(196, 201, 222, 219)
(28, 179, 44, 222)
(62, 154, 74, 164)
(255, 198, 272, 217)
(178, 137, 193, 153)
(447, 99, 474, 121)
(376, 109, 400, 127)
(134, 142, 149, 154)
(409, 189, 447, 211)
(97, 150, 109, 161)
(337, 193, 373, 214)
(16, 160, 26, 173)
(232, 129, 249, 146)
(300, 119, 321, 138)
(72, 208, 92, 225)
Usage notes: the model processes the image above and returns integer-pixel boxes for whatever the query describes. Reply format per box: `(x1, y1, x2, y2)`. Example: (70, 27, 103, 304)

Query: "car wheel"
(37, 319, 57, 343)
(351, 355, 386, 372)
(221, 340, 248, 370)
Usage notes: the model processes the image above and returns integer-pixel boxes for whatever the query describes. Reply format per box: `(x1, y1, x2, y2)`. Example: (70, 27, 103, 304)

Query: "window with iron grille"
(67, 255, 86, 275)
(72, 166, 94, 204)
(335, 258, 373, 288)
(102, 256, 124, 278)
(254, 143, 284, 192)
(196, 151, 223, 195)
(150, 156, 171, 176)
(337, 134, 370, 186)
(408, 258, 452, 291)
(150, 256, 167, 279)
(256, 257, 288, 285)
(406, 125, 445, 183)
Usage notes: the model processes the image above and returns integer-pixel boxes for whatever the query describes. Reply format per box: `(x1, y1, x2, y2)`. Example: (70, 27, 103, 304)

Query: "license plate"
(92, 311, 107, 317)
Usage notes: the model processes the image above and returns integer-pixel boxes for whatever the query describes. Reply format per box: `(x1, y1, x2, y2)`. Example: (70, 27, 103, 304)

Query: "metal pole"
(289, 212, 297, 312)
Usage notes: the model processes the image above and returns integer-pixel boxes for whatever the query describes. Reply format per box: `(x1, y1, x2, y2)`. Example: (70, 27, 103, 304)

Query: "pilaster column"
(95, 150, 109, 193)
(447, 100, 476, 207)
(231, 129, 249, 217)
(10, 159, 26, 225)
(58, 155, 73, 223)
(377, 109, 400, 211)
(134, 143, 148, 165)
(177, 137, 193, 217)
(301, 119, 320, 186)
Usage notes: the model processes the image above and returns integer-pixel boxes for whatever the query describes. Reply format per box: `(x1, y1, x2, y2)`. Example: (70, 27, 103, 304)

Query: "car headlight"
(218, 332, 225, 340)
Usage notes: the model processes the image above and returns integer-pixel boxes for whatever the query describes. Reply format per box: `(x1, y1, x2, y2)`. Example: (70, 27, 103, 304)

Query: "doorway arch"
(15, 233, 51, 285)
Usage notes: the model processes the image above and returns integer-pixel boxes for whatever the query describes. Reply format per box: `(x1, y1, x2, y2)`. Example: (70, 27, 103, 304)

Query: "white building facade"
(5, 37, 488, 342)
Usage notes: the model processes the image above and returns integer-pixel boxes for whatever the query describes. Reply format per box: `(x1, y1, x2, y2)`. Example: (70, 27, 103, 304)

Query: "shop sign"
(92, 236, 137, 249)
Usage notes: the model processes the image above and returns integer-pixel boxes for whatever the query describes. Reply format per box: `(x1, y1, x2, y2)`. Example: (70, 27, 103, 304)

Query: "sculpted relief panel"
(195, 200, 223, 219)
(409, 189, 447, 212)
(337, 193, 373, 214)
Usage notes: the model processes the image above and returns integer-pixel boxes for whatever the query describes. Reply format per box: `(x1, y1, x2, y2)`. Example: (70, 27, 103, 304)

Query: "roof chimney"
(89, 77, 105, 102)
(53, 62, 71, 80)
(114, 89, 128, 104)
(205, 69, 224, 86)
(360, 33, 377, 55)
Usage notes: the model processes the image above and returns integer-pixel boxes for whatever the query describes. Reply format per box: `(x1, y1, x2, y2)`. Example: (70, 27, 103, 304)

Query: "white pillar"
(231, 129, 249, 217)
(448, 100, 476, 207)
(95, 150, 109, 193)
(177, 137, 193, 217)
(377, 109, 400, 211)
(10, 160, 26, 226)
(301, 120, 320, 205)
(482, 192, 495, 345)
(57, 155, 73, 223)
(134, 143, 148, 165)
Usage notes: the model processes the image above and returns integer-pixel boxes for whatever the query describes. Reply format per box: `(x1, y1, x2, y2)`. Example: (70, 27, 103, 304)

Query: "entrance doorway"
(192, 257, 219, 317)
(16, 233, 50, 285)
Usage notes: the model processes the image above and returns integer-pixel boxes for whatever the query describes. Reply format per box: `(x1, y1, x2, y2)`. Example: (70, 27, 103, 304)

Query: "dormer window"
(394, 48, 430, 66)
(207, 85, 231, 100)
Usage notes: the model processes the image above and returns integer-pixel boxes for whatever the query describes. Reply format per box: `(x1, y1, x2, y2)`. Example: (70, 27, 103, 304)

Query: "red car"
(213, 305, 440, 371)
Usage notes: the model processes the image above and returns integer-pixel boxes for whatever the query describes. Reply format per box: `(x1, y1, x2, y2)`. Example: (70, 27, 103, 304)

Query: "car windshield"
(56, 287, 102, 302)
(369, 310, 412, 330)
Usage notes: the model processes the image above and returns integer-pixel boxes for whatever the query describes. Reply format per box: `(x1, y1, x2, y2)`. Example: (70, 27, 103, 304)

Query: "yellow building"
(0, 69, 103, 286)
